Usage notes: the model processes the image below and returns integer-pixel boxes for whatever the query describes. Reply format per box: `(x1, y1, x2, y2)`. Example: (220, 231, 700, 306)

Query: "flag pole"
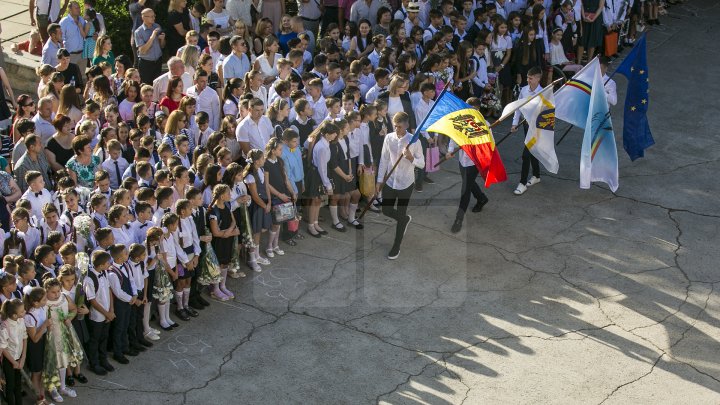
(357, 81, 453, 221)
(555, 124, 575, 145)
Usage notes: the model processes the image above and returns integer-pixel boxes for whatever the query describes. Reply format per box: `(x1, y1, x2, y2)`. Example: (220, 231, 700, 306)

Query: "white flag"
(519, 86, 559, 174)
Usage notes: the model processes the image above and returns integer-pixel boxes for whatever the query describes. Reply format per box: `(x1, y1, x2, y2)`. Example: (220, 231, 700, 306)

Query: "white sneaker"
(514, 183, 528, 195)
(144, 331, 160, 341)
(150, 327, 161, 335)
(60, 388, 77, 398)
(272, 247, 285, 256)
(257, 256, 271, 265)
(527, 176, 541, 186)
(51, 389, 64, 403)
(265, 249, 275, 258)
(248, 261, 262, 272)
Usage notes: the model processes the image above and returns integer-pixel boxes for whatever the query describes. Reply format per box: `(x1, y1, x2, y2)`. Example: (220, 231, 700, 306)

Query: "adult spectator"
(32, 96, 56, 145)
(55, 48, 84, 93)
(11, 119, 36, 167)
(135, 8, 166, 85)
(350, 0, 390, 26)
(236, 98, 273, 155)
(297, 0, 322, 36)
(58, 1, 86, 66)
(186, 70, 221, 130)
(153, 57, 193, 102)
(221, 36, 251, 84)
(29, 0, 67, 42)
(14, 134, 53, 191)
(45, 113, 75, 171)
(66, 135, 101, 188)
(166, 0, 192, 57)
(226, 0, 253, 27)
(129, 0, 157, 65)
(42, 23, 63, 67)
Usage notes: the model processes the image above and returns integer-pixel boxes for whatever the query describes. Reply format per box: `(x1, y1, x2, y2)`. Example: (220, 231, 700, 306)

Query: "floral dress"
(44, 295, 84, 390)
(153, 245, 174, 302)
(66, 155, 101, 188)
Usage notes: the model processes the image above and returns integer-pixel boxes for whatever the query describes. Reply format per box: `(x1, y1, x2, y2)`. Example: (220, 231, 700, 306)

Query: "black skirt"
(26, 334, 46, 373)
(304, 165, 325, 198)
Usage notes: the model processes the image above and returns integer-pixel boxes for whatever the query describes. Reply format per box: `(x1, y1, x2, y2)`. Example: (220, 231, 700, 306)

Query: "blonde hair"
(94, 35, 111, 59)
(165, 110, 187, 136)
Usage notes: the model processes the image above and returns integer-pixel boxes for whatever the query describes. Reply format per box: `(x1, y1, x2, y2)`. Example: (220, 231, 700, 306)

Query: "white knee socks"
(175, 291, 184, 310)
(59, 368, 66, 390)
(182, 288, 190, 308)
(348, 203, 358, 223)
(329, 205, 339, 224)
(143, 303, 152, 333)
(267, 231, 277, 251)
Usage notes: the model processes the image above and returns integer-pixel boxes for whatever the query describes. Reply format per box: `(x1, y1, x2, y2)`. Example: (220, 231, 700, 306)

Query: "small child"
(16, 259, 39, 295)
(58, 265, 89, 386)
(173, 199, 200, 318)
(289, 99, 316, 146)
(195, 112, 212, 147)
(147, 226, 176, 331)
(244, 150, 273, 268)
(131, 202, 154, 244)
(43, 277, 83, 401)
(107, 244, 138, 364)
(34, 244, 58, 283)
(84, 250, 115, 375)
(0, 298, 28, 405)
(153, 187, 175, 225)
(159, 214, 181, 325)
(39, 203, 71, 244)
(92, 170, 113, 210)
(109, 205, 133, 247)
(59, 189, 85, 230)
(21, 171, 55, 220)
(92, 227, 115, 254)
(127, 244, 155, 345)
(324, 97, 342, 121)
(175, 135, 192, 169)
(89, 193, 109, 230)
(102, 140, 130, 190)
(207, 184, 241, 299)
(10, 28, 42, 56)
(24, 286, 50, 403)
(186, 188, 213, 307)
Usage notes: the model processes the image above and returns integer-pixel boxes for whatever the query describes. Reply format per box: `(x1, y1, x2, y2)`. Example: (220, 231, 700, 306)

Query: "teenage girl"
(58, 266, 89, 385)
(304, 121, 339, 237)
(328, 119, 351, 232)
(24, 286, 50, 404)
(159, 216, 182, 329)
(0, 272, 21, 304)
(224, 163, 255, 274)
(244, 149, 273, 266)
(1, 298, 27, 405)
(148, 226, 176, 331)
(44, 277, 83, 401)
(208, 184, 241, 299)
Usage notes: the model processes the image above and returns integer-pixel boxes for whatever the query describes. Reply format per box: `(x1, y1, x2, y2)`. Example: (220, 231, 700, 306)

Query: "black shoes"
(451, 218, 463, 234)
(388, 245, 400, 260)
(100, 361, 115, 372)
(75, 373, 88, 384)
(189, 299, 205, 310)
(415, 182, 423, 192)
(472, 195, 489, 213)
(424, 176, 435, 184)
(186, 307, 199, 317)
(196, 295, 210, 307)
(89, 365, 107, 376)
(112, 355, 129, 364)
(175, 308, 191, 321)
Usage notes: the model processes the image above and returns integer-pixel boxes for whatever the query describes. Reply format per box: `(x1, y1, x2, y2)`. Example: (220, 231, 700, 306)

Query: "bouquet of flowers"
(153, 260, 174, 302)
(198, 241, 222, 285)
(239, 204, 255, 249)
(73, 214, 95, 253)
(74, 252, 90, 320)
(42, 306, 84, 391)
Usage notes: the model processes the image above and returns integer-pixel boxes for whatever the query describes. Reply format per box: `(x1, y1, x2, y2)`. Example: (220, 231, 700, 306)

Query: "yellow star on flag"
(639, 70, 645, 75)
(630, 106, 636, 111)
(630, 67, 635, 72)
(641, 99, 647, 104)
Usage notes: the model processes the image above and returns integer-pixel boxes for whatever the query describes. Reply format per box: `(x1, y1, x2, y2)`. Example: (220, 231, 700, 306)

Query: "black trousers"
(381, 183, 413, 249)
(130, 290, 144, 344)
(2, 359, 22, 405)
(520, 123, 539, 184)
(414, 136, 429, 184)
(138, 58, 162, 86)
(320, 6, 339, 37)
(112, 301, 131, 357)
(87, 319, 110, 367)
(457, 163, 486, 218)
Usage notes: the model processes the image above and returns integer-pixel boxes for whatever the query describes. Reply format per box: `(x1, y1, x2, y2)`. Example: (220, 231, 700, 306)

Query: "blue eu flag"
(615, 34, 655, 161)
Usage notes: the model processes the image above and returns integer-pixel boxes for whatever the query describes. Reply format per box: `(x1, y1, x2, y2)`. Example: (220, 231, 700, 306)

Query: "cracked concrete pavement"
(73, 1, 720, 403)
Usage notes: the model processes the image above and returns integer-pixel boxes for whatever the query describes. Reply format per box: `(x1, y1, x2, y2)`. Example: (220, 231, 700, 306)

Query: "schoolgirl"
(491, 19, 515, 106)
(335, 119, 364, 229)
(58, 266, 89, 384)
(17, 259, 40, 295)
(207, 184, 241, 299)
(43, 277, 83, 402)
(0, 273, 21, 304)
(145, 227, 173, 331)
(244, 150, 273, 266)
(304, 121, 339, 237)
(263, 139, 296, 255)
(108, 205, 133, 247)
(173, 199, 200, 320)
(202, 164, 223, 207)
(24, 286, 50, 403)
(0, 298, 28, 405)
(222, 163, 250, 277)
(220, 116, 242, 162)
(158, 217, 181, 330)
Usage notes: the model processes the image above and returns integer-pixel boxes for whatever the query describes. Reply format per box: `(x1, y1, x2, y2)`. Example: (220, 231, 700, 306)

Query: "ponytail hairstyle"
(3, 229, 28, 258)
(18, 259, 36, 280)
(222, 78, 244, 102)
(241, 149, 265, 179)
(43, 277, 62, 291)
(58, 265, 77, 284)
(23, 286, 46, 311)
(306, 120, 339, 160)
(2, 255, 23, 275)
(359, 104, 377, 120)
(209, 184, 231, 208)
(160, 212, 179, 229)
(145, 226, 164, 255)
(266, 98, 289, 122)
(107, 204, 127, 226)
(243, 69, 263, 91)
(264, 137, 286, 172)
(1, 299, 24, 321)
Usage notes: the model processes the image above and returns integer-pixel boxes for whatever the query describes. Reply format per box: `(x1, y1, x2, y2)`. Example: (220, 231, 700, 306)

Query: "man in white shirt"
(226, 0, 253, 27)
(375, 112, 424, 260)
(186, 70, 221, 130)
(236, 98, 274, 154)
(58, 1, 85, 66)
(152, 57, 193, 102)
(41, 23, 63, 66)
(31, 96, 55, 145)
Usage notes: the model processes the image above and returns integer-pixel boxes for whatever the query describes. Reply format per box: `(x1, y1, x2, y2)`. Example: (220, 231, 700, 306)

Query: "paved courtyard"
(16, 0, 719, 403)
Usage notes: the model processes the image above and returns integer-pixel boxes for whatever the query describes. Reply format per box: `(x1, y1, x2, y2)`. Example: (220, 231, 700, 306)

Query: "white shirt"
(0, 318, 28, 360)
(312, 137, 332, 190)
(152, 72, 193, 102)
(177, 216, 200, 257)
(34, 0, 62, 21)
(388, 96, 404, 120)
(110, 225, 134, 247)
(306, 95, 328, 128)
(32, 114, 55, 146)
(226, 0, 253, 26)
(101, 156, 130, 190)
(448, 139, 475, 168)
(21, 188, 54, 220)
(130, 219, 152, 244)
(108, 263, 137, 303)
(512, 84, 545, 126)
(322, 77, 346, 98)
(604, 74, 618, 107)
(129, 260, 148, 294)
(357, 122, 373, 165)
(250, 86, 269, 110)
(414, 97, 433, 140)
(236, 115, 274, 150)
(377, 132, 425, 190)
(186, 85, 221, 130)
(365, 84, 386, 104)
(84, 269, 111, 322)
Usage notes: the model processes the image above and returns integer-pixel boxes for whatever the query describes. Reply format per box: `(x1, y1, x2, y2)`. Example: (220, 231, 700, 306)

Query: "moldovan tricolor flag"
(419, 92, 507, 187)
(519, 86, 559, 173)
(580, 61, 619, 192)
(555, 58, 600, 128)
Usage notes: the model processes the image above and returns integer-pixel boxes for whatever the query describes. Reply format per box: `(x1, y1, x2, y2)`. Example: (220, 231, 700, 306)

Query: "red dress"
(158, 95, 185, 113)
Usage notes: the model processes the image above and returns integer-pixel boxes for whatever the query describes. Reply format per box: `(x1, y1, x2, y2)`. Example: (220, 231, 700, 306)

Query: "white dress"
(255, 53, 281, 79)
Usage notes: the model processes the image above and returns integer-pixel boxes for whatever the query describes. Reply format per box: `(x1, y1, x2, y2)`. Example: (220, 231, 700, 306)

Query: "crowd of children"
(0, 0, 661, 402)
